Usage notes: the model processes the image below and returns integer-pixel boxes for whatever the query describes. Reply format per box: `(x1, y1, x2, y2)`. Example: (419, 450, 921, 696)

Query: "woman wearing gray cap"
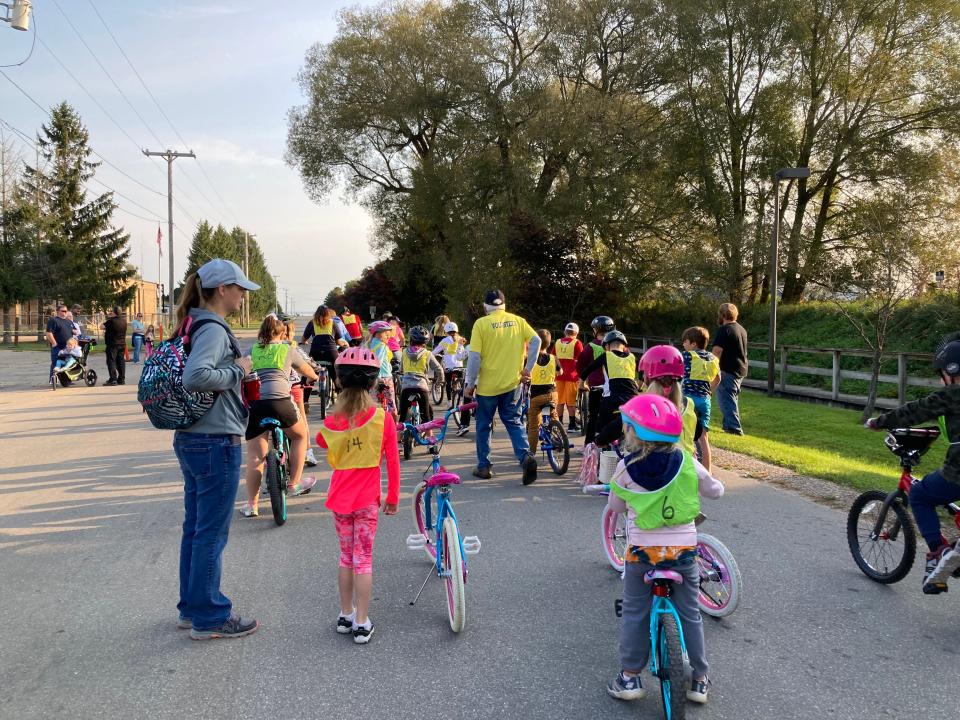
(174, 258, 260, 640)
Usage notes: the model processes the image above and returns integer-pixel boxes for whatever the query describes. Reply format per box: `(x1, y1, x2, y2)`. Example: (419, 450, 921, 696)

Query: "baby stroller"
(52, 337, 98, 389)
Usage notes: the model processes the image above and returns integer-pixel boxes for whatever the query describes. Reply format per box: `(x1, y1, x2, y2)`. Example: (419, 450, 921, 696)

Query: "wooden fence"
(621, 334, 936, 410)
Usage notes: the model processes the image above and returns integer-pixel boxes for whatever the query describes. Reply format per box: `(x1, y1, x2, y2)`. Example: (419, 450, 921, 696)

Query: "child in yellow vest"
(241, 315, 319, 517)
(528, 329, 562, 452)
(681, 327, 721, 472)
(316, 347, 400, 644)
(582, 330, 640, 446)
(640, 345, 701, 457)
(551, 322, 584, 431)
(398, 325, 444, 427)
(606, 394, 724, 706)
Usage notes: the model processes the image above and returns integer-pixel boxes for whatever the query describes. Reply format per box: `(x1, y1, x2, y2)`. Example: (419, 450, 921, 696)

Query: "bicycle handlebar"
(397, 401, 478, 439)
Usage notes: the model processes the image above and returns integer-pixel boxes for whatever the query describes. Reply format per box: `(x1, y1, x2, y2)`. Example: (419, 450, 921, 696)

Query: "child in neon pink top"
(316, 346, 400, 644)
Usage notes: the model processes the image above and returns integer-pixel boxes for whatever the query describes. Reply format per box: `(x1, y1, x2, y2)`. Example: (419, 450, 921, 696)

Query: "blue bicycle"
(260, 417, 291, 526)
(402, 402, 480, 632)
(519, 383, 570, 475)
(615, 567, 689, 719)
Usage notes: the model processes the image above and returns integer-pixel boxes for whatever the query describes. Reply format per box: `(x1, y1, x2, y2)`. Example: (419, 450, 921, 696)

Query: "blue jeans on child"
(909, 470, 960, 551)
(173, 432, 242, 630)
(474, 385, 531, 470)
(716, 371, 743, 433)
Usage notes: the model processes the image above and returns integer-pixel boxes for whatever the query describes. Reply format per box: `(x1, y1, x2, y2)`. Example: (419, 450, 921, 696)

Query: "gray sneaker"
(607, 672, 645, 701)
(189, 614, 259, 641)
(177, 615, 192, 630)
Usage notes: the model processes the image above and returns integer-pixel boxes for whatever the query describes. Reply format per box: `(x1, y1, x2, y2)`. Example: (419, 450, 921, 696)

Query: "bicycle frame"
(869, 458, 960, 542)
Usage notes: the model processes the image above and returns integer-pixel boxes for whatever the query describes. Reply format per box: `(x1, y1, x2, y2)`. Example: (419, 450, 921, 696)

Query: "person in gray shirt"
(173, 258, 260, 640)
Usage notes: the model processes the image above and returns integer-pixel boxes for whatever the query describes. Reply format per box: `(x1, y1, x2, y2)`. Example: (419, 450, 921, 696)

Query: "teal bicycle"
(615, 566, 690, 719)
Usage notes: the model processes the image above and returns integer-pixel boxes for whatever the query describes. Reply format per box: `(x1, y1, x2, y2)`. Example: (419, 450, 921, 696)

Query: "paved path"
(0, 347, 953, 719)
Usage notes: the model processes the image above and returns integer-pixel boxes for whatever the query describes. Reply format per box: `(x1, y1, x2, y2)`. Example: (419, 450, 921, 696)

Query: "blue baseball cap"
(197, 259, 260, 291)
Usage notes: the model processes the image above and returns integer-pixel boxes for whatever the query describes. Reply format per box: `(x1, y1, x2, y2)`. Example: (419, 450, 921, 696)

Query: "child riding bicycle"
(366, 320, 398, 421)
(433, 322, 471, 436)
(605, 393, 723, 706)
(316, 347, 400, 644)
(398, 326, 444, 430)
(867, 339, 960, 594)
(640, 344, 702, 457)
(240, 315, 319, 518)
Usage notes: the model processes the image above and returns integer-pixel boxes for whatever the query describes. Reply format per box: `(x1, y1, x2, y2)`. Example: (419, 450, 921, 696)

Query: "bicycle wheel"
(318, 381, 329, 420)
(431, 377, 444, 405)
(655, 612, 686, 720)
(411, 481, 438, 560)
(847, 489, 916, 583)
(601, 507, 627, 572)
(265, 446, 287, 526)
(545, 419, 570, 475)
(696, 533, 741, 618)
(85, 369, 97, 386)
(577, 390, 589, 431)
(442, 516, 466, 633)
(402, 429, 413, 461)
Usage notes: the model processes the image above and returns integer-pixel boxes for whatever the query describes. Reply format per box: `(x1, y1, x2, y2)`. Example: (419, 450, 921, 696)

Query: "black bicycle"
(259, 417, 291, 526)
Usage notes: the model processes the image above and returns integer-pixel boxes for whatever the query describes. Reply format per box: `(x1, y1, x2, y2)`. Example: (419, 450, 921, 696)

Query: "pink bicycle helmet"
(620, 393, 682, 443)
(641, 344, 685, 381)
(335, 346, 381, 368)
(368, 320, 392, 335)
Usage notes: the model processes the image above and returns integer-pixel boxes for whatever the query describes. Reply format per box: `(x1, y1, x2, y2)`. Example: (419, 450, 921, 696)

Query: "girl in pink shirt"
(316, 347, 400, 644)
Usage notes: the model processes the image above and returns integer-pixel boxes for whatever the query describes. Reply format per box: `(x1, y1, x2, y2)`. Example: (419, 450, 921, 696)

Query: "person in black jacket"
(868, 340, 960, 594)
(102, 306, 127, 385)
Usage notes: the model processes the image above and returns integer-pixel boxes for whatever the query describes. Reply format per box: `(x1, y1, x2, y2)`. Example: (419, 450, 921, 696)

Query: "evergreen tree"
(20, 103, 134, 309)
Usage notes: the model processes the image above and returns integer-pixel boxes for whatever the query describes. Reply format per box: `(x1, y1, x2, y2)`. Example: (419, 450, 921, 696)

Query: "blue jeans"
(132, 334, 143, 363)
(173, 432, 242, 629)
(49, 346, 61, 380)
(909, 470, 960, 551)
(474, 386, 531, 469)
(716, 371, 743, 433)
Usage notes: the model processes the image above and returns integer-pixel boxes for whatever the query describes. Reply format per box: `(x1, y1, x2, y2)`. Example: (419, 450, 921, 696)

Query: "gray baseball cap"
(197, 259, 260, 291)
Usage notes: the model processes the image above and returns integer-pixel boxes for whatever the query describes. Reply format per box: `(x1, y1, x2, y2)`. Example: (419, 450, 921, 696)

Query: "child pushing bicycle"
(866, 339, 960, 594)
(606, 393, 723, 706)
(316, 347, 400, 643)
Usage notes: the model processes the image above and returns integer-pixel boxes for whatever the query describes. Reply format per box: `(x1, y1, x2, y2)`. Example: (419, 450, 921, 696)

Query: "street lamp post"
(0, 0, 31, 31)
(768, 166, 810, 396)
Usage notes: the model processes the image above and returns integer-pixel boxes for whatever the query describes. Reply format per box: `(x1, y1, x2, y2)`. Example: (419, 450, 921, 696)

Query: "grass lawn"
(708, 390, 942, 492)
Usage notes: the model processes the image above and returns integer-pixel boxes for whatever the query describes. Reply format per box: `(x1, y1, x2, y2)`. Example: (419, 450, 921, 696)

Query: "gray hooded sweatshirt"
(179, 308, 247, 436)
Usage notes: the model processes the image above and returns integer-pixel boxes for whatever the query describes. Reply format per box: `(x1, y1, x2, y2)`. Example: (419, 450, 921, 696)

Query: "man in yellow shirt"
(464, 289, 541, 485)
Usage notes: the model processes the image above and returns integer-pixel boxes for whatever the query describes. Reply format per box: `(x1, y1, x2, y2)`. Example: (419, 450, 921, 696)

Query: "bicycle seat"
(259, 418, 282, 428)
(644, 569, 684, 585)
(425, 471, 460, 487)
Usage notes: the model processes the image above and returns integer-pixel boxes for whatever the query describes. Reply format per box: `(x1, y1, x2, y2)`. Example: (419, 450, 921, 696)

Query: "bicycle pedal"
(462, 535, 481, 554)
(405, 533, 428, 549)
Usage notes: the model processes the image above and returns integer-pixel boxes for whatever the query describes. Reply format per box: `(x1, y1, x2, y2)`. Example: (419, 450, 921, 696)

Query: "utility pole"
(142, 148, 195, 330)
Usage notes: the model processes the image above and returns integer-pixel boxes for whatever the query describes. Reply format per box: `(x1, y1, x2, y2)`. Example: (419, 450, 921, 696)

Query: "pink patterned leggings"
(333, 504, 380, 574)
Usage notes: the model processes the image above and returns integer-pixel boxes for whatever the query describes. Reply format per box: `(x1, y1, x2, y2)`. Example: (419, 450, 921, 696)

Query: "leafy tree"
(18, 103, 135, 310)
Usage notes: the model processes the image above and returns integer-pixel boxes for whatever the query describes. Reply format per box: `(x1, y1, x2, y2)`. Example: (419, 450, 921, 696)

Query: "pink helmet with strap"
(641, 344, 685, 381)
(620, 393, 682, 444)
(368, 320, 392, 335)
(335, 346, 381, 369)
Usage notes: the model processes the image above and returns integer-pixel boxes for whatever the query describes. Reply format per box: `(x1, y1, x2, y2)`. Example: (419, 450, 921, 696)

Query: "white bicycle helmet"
(444, 321, 459, 333)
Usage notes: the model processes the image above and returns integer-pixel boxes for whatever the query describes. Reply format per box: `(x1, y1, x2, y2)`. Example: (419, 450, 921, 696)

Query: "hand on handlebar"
(864, 417, 880, 431)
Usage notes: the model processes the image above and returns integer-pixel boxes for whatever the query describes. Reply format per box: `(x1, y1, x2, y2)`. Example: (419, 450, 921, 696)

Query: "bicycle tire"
(602, 507, 627, 572)
(319, 383, 328, 420)
(431, 377, 444, 405)
(655, 612, 686, 720)
(411, 481, 438, 560)
(402, 429, 413, 461)
(443, 516, 466, 633)
(85, 369, 97, 386)
(847, 489, 916, 583)
(265, 447, 287, 526)
(696, 533, 742, 618)
(545, 419, 570, 475)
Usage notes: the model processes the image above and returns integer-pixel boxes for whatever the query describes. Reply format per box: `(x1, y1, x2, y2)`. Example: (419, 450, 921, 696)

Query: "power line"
(0, 68, 166, 198)
(84, 0, 242, 227)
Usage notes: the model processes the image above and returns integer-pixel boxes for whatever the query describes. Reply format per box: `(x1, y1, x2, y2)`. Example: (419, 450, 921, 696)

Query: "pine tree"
(20, 103, 135, 310)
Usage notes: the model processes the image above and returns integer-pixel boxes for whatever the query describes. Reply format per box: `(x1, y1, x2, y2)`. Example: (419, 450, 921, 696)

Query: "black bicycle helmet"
(409, 325, 430, 345)
(933, 340, 960, 377)
(337, 365, 379, 390)
(591, 315, 615, 333)
(603, 330, 627, 346)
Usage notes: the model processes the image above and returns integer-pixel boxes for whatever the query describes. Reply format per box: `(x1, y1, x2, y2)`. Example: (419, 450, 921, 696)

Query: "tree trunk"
(2, 306, 9, 344)
(860, 349, 883, 422)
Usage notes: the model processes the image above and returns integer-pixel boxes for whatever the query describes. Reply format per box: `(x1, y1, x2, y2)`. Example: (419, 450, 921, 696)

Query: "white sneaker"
(456, 426, 470, 437)
(305, 448, 318, 466)
(353, 619, 374, 644)
(336, 610, 355, 634)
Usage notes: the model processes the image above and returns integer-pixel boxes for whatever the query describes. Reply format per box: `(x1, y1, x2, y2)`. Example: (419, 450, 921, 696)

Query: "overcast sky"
(0, 0, 379, 312)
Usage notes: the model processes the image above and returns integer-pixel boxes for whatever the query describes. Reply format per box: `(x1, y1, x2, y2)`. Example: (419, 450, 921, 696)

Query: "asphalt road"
(0, 347, 951, 720)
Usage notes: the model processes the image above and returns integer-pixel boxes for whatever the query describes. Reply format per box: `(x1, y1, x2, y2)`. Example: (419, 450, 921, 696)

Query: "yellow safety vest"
(251, 342, 290, 372)
(342, 312, 358, 326)
(402, 349, 430, 375)
(606, 351, 636, 381)
(687, 351, 718, 383)
(530, 355, 557, 385)
(312, 320, 333, 337)
(681, 396, 697, 455)
(554, 338, 577, 361)
(318, 408, 385, 470)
